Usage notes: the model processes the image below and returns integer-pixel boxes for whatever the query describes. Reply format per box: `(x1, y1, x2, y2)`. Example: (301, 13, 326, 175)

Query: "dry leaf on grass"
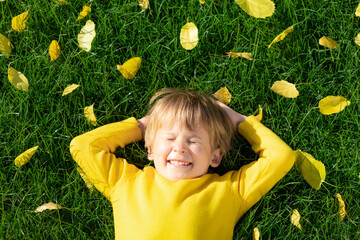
(138, 0, 149, 11)
(0, 33, 13, 57)
(268, 26, 294, 48)
(49, 40, 61, 61)
(8, 67, 29, 91)
(335, 194, 346, 220)
(33, 202, 67, 213)
(117, 57, 142, 79)
(235, 0, 275, 18)
(226, 52, 253, 60)
(78, 20, 96, 52)
(291, 209, 302, 230)
(84, 103, 97, 126)
(62, 84, 80, 96)
(295, 150, 325, 190)
(252, 227, 260, 240)
(213, 87, 231, 105)
(270, 80, 299, 98)
(180, 22, 198, 50)
(14, 146, 39, 167)
(12, 9, 29, 31)
(76, 6, 91, 21)
(319, 36, 338, 49)
(319, 96, 350, 115)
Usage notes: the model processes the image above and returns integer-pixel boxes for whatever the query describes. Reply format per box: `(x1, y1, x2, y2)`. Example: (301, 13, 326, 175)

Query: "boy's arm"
(70, 117, 143, 200)
(236, 117, 295, 212)
(218, 103, 295, 213)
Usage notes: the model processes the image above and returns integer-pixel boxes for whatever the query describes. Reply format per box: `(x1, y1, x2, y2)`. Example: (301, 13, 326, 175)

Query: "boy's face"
(147, 122, 223, 181)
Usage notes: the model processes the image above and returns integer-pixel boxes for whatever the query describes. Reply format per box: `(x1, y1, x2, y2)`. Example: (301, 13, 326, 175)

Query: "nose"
(173, 141, 186, 153)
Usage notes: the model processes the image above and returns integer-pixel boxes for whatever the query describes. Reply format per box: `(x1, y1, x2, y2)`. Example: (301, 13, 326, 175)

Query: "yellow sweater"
(70, 116, 295, 240)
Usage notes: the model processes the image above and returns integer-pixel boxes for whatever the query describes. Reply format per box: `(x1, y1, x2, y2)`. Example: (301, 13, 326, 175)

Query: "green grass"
(1, 0, 359, 239)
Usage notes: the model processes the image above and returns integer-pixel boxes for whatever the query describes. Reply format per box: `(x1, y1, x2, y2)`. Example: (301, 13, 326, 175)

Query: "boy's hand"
(137, 116, 148, 138)
(217, 101, 247, 134)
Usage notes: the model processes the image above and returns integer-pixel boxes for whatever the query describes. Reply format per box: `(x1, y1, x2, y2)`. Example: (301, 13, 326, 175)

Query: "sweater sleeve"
(236, 116, 295, 213)
(69, 117, 143, 200)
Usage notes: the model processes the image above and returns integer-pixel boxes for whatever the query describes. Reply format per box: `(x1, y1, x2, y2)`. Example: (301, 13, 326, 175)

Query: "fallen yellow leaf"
(11, 9, 29, 31)
(268, 26, 294, 48)
(199, 0, 205, 4)
(84, 103, 97, 126)
(270, 80, 299, 98)
(78, 20, 96, 52)
(319, 96, 350, 115)
(117, 57, 142, 79)
(76, 6, 91, 21)
(180, 22, 199, 50)
(49, 40, 61, 62)
(355, 3, 360, 17)
(295, 150, 326, 190)
(8, 67, 29, 91)
(138, 0, 149, 11)
(252, 227, 260, 240)
(335, 194, 346, 220)
(77, 166, 95, 191)
(255, 105, 263, 122)
(62, 84, 80, 96)
(33, 202, 65, 213)
(235, 0, 275, 18)
(213, 87, 231, 105)
(0, 33, 13, 57)
(53, 0, 69, 4)
(14, 146, 39, 167)
(226, 52, 253, 60)
(355, 32, 360, 47)
(291, 209, 302, 230)
(319, 36, 338, 49)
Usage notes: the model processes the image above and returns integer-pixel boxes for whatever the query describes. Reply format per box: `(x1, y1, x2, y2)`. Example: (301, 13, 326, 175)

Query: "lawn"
(1, 0, 359, 239)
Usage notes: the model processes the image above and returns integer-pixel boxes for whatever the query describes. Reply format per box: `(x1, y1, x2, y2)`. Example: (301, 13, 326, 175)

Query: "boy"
(70, 88, 295, 240)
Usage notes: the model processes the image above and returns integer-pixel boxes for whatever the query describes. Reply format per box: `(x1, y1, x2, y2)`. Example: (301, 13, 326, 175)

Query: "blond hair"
(144, 88, 234, 155)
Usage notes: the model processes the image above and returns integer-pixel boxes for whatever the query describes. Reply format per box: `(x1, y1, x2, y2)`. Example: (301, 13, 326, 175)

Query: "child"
(70, 88, 295, 240)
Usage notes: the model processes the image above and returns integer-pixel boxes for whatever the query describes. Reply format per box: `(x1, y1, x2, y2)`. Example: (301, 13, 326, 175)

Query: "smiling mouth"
(167, 160, 192, 166)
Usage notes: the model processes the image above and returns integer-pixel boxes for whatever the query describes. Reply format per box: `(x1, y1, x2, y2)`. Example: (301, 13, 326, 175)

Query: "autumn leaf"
(291, 209, 302, 230)
(53, 0, 69, 4)
(33, 202, 65, 213)
(270, 80, 299, 98)
(319, 96, 350, 115)
(255, 105, 263, 122)
(138, 0, 149, 11)
(235, 0, 275, 18)
(226, 52, 253, 60)
(268, 26, 294, 48)
(252, 227, 260, 240)
(77, 166, 95, 191)
(335, 194, 346, 220)
(49, 40, 61, 62)
(180, 22, 199, 50)
(14, 146, 39, 167)
(213, 87, 231, 105)
(62, 84, 80, 96)
(11, 10, 30, 31)
(0, 33, 13, 57)
(199, 0, 205, 3)
(319, 36, 338, 49)
(355, 32, 360, 46)
(8, 67, 29, 91)
(84, 103, 97, 126)
(295, 150, 325, 190)
(117, 57, 141, 79)
(355, 3, 360, 17)
(76, 6, 91, 21)
(78, 20, 96, 52)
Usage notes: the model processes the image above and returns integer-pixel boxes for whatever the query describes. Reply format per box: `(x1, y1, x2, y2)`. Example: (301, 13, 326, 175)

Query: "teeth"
(169, 161, 191, 166)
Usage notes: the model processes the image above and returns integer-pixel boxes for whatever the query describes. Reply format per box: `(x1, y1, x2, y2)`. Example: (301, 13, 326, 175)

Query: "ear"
(210, 148, 223, 168)
(147, 147, 154, 160)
